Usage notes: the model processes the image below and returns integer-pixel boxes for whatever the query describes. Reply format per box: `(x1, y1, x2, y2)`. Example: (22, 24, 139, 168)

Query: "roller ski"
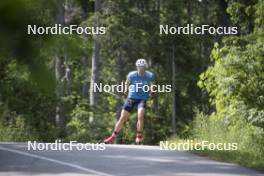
(135, 131, 143, 145)
(103, 131, 118, 144)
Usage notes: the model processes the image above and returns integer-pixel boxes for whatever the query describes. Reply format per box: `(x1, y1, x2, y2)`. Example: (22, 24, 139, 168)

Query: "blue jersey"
(127, 71, 155, 100)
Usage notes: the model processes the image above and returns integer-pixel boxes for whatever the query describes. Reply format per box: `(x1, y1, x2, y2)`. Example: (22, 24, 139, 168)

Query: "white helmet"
(135, 58, 147, 67)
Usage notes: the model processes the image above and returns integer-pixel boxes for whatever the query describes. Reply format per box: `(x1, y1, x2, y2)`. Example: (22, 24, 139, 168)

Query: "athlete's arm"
(124, 79, 130, 97)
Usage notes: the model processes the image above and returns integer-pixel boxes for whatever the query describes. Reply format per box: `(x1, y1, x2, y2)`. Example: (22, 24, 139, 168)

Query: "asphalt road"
(0, 143, 263, 176)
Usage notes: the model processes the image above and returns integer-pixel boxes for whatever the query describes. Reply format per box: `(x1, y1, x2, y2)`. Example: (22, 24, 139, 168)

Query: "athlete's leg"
(136, 107, 145, 132)
(135, 100, 146, 144)
(104, 110, 129, 144)
(135, 107, 145, 144)
(114, 98, 135, 133)
(104, 99, 133, 144)
(114, 109, 129, 133)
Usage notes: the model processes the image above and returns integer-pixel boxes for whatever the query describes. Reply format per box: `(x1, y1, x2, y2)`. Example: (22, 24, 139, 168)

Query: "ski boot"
(103, 131, 118, 144)
(135, 131, 143, 145)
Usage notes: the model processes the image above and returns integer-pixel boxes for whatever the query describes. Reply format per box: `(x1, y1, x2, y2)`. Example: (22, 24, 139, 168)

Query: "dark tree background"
(0, 1, 263, 164)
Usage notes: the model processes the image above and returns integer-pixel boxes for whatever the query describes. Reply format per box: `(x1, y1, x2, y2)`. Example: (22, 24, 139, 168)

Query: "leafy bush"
(0, 115, 40, 141)
(190, 110, 264, 170)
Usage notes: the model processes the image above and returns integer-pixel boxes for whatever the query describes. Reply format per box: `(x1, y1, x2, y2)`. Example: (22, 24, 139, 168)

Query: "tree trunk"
(115, 49, 124, 144)
(187, 0, 192, 24)
(55, 56, 65, 129)
(55, 0, 66, 130)
(171, 45, 176, 136)
(82, 55, 89, 99)
(218, 0, 229, 26)
(81, 1, 90, 100)
(89, 0, 102, 123)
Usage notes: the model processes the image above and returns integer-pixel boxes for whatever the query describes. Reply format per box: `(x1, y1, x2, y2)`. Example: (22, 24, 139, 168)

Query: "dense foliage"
(0, 0, 263, 161)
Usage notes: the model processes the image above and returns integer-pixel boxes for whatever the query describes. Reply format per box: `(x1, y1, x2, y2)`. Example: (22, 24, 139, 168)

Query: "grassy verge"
(0, 117, 57, 142)
(169, 139, 264, 171)
(166, 110, 264, 171)
(167, 138, 264, 171)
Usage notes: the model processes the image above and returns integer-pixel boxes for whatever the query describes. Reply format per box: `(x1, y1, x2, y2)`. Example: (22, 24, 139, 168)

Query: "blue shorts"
(122, 98, 146, 112)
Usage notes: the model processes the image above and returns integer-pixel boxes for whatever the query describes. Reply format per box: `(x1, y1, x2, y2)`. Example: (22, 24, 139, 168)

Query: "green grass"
(167, 138, 264, 171)
(191, 149, 264, 170)
(167, 109, 264, 171)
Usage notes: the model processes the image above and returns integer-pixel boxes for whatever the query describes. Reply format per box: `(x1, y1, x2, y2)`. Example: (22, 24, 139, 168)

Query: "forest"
(0, 0, 263, 169)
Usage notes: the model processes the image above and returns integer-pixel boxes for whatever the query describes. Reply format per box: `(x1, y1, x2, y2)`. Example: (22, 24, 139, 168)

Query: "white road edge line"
(0, 146, 113, 176)
(107, 144, 160, 150)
